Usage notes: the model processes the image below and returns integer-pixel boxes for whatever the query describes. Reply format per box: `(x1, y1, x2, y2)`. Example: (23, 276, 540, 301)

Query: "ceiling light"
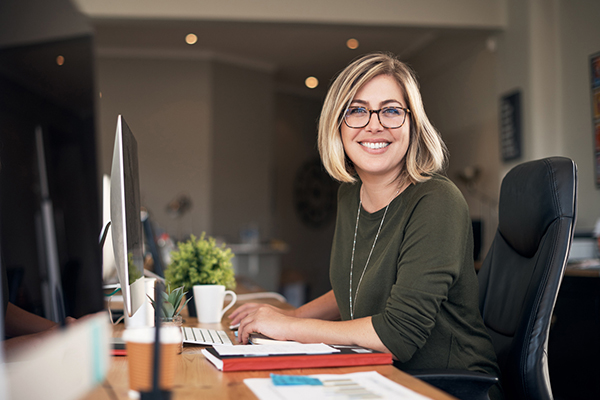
(185, 33, 198, 45)
(56, 55, 65, 66)
(305, 76, 319, 89)
(346, 38, 359, 50)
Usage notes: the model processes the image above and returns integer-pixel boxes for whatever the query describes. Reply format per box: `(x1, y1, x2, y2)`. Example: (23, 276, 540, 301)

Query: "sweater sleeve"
(371, 180, 472, 362)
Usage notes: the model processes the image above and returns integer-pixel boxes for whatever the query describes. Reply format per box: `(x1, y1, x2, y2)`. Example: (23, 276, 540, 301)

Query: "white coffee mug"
(193, 285, 237, 323)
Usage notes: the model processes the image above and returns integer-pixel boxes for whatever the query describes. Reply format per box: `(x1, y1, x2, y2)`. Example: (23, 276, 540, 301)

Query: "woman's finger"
(229, 303, 262, 324)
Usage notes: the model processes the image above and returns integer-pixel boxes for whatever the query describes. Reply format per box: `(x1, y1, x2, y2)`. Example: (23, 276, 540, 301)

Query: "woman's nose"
(365, 111, 383, 132)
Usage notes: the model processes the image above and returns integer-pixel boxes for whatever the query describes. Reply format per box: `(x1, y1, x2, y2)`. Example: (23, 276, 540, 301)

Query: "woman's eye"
(382, 107, 401, 116)
(348, 107, 368, 115)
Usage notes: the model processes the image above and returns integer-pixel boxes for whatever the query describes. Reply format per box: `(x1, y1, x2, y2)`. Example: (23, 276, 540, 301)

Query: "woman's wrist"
(282, 307, 299, 318)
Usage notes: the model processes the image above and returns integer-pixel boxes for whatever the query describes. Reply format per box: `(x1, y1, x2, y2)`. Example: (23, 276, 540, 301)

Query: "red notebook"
(111, 337, 126, 356)
(201, 344, 392, 372)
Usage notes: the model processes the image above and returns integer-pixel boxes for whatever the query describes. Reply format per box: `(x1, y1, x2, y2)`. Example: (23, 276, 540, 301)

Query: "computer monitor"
(110, 115, 145, 318)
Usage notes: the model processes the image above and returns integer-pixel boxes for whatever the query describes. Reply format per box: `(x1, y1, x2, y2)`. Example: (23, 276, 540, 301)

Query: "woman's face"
(341, 74, 410, 183)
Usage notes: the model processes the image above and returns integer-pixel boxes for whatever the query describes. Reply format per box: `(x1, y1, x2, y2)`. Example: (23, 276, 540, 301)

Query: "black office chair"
(413, 157, 578, 400)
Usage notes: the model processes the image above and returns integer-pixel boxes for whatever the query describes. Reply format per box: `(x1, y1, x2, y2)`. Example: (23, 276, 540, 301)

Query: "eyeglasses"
(343, 106, 410, 129)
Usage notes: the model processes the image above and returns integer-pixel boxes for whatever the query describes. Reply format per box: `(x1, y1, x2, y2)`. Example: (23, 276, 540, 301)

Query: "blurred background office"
(0, 1, 599, 397)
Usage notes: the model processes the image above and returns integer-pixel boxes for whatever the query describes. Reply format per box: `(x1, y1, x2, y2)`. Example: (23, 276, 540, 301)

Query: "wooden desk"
(475, 260, 600, 277)
(84, 296, 456, 400)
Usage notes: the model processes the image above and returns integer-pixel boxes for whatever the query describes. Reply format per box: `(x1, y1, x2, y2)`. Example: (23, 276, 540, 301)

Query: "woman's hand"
(228, 291, 343, 344)
(233, 303, 296, 344)
(229, 303, 296, 344)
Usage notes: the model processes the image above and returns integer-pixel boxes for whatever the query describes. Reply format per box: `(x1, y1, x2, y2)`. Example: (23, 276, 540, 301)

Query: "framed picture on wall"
(500, 90, 522, 162)
(590, 52, 600, 188)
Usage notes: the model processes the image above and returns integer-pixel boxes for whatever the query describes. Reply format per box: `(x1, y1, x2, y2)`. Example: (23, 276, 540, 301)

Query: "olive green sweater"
(330, 175, 501, 382)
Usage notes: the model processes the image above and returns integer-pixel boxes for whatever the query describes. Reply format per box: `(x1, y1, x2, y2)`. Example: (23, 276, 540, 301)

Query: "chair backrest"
(477, 157, 577, 400)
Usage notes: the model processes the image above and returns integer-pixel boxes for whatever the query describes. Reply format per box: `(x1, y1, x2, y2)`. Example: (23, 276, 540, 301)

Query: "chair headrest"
(498, 157, 576, 258)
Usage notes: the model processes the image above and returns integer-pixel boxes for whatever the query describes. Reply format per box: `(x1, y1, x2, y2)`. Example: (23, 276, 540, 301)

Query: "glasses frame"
(343, 106, 411, 129)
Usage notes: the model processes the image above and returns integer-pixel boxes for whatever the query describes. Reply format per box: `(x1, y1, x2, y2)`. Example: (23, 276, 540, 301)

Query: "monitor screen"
(110, 115, 145, 317)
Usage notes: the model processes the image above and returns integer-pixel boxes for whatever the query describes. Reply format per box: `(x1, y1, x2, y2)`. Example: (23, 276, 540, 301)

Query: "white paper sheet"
(244, 371, 434, 400)
(213, 343, 339, 356)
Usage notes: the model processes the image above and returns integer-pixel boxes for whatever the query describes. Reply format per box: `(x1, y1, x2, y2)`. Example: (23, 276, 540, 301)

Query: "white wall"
(211, 61, 275, 242)
(97, 54, 276, 243)
(495, 0, 600, 231)
(558, 0, 600, 231)
(495, 0, 532, 174)
(97, 56, 213, 240)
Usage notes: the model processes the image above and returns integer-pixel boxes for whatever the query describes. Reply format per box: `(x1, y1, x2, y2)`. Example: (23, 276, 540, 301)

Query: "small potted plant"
(148, 283, 190, 353)
(165, 233, 236, 319)
(147, 283, 191, 322)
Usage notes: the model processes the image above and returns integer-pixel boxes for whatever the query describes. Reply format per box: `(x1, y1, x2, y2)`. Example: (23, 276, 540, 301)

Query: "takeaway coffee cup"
(123, 326, 182, 398)
(193, 285, 237, 323)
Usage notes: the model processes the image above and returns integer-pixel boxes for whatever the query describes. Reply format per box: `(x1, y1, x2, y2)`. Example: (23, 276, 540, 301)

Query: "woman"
(230, 52, 501, 396)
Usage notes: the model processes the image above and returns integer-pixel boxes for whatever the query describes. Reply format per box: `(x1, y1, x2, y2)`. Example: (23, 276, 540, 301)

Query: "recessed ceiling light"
(185, 33, 198, 45)
(56, 55, 65, 66)
(346, 38, 359, 50)
(305, 76, 319, 89)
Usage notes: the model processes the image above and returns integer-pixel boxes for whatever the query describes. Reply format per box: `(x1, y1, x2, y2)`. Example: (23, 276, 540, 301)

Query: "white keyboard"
(182, 327, 233, 346)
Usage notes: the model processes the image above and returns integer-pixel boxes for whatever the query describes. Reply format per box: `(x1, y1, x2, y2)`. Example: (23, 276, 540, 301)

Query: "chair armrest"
(408, 369, 498, 400)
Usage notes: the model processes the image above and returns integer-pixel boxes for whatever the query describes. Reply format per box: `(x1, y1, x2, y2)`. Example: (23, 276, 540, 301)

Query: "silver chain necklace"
(349, 187, 399, 320)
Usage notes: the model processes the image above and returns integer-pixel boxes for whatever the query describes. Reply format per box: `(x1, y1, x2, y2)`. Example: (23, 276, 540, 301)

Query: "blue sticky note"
(271, 374, 323, 386)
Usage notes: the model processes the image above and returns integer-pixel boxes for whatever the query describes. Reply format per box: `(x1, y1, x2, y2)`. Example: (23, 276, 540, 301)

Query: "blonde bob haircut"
(318, 52, 447, 184)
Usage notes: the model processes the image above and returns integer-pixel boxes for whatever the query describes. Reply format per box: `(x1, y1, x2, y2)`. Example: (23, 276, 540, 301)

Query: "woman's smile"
(360, 140, 390, 150)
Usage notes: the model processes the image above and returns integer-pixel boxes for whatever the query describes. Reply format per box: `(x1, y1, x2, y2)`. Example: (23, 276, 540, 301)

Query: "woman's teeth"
(361, 142, 390, 149)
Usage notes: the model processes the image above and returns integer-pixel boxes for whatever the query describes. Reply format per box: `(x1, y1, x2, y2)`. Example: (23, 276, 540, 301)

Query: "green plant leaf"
(164, 232, 236, 292)
(162, 302, 174, 317)
(148, 284, 190, 319)
(175, 296, 193, 318)
(172, 287, 184, 311)
(160, 291, 169, 302)
(147, 294, 158, 311)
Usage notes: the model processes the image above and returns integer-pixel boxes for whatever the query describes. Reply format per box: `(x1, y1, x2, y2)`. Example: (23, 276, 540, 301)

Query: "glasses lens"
(345, 107, 369, 128)
(379, 107, 406, 128)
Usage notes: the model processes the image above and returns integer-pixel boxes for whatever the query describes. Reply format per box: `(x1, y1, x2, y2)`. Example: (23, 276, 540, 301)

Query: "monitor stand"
(124, 277, 156, 328)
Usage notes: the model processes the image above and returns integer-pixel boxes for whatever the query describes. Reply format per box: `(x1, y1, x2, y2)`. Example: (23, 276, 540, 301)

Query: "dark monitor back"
(0, 36, 103, 319)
